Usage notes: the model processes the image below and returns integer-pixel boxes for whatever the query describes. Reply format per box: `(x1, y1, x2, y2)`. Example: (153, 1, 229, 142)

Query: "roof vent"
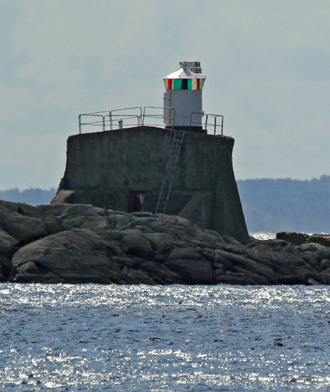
(179, 61, 202, 74)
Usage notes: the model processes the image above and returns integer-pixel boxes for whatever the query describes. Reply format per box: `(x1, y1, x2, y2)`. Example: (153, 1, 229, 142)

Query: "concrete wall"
(56, 126, 250, 243)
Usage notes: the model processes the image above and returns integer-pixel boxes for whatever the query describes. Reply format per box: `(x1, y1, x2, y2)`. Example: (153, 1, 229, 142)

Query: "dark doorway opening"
(133, 191, 147, 212)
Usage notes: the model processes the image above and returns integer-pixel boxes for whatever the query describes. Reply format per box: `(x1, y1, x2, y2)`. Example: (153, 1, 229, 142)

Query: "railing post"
(142, 107, 146, 126)
(139, 107, 143, 125)
(102, 115, 105, 132)
(79, 114, 82, 134)
(109, 111, 113, 131)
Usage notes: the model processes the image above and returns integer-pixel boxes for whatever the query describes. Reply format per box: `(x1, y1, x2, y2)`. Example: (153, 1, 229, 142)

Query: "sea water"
(1, 283, 330, 391)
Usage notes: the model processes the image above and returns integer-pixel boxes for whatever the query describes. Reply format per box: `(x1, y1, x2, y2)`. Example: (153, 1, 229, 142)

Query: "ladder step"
(155, 130, 185, 214)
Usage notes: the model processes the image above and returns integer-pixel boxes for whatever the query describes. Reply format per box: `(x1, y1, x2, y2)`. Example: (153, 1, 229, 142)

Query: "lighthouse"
(163, 61, 206, 131)
(54, 61, 250, 243)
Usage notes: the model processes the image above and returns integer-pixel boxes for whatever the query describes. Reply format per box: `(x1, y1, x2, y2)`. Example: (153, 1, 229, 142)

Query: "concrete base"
(55, 126, 249, 243)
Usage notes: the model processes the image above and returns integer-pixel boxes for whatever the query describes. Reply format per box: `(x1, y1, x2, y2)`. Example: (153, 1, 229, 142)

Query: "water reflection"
(1, 284, 330, 391)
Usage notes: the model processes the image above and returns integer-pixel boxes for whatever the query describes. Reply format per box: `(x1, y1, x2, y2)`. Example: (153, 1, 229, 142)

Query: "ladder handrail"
(155, 129, 185, 214)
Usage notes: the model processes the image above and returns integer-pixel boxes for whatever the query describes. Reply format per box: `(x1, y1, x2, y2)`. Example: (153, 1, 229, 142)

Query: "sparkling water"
(1, 283, 330, 391)
(251, 232, 276, 240)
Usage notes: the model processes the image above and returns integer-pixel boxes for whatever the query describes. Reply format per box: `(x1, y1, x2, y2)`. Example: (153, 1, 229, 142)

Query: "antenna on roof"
(179, 61, 202, 74)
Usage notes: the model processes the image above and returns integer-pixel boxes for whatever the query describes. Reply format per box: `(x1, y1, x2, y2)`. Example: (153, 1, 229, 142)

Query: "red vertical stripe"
(168, 79, 173, 90)
(197, 79, 200, 90)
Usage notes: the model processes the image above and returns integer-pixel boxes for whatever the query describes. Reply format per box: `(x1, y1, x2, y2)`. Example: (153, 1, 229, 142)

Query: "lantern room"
(163, 61, 206, 131)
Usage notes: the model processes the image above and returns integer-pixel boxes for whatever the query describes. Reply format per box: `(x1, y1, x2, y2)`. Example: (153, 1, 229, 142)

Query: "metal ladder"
(155, 129, 185, 214)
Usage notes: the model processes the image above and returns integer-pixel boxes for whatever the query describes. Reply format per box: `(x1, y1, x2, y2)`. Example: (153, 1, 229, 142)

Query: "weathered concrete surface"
(0, 200, 329, 285)
(56, 126, 250, 243)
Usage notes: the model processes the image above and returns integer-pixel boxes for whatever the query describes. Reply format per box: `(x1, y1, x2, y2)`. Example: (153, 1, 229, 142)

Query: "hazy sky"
(1, 0, 329, 189)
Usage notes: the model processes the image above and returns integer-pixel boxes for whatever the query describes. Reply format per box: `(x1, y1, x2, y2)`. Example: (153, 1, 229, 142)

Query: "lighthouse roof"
(164, 66, 205, 80)
(163, 61, 206, 90)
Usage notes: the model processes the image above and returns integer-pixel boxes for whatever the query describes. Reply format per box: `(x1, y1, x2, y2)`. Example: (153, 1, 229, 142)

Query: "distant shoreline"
(0, 174, 329, 234)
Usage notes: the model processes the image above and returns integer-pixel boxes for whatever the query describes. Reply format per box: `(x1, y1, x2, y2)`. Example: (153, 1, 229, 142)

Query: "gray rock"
(143, 233, 174, 254)
(131, 212, 154, 218)
(276, 232, 309, 245)
(216, 271, 257, 285)
(214, 265, 226, 275)
(187, 231, 226, 250)
(0, 203, 47, 243)
(320, 259, 330, 270)
(125, 268, 155, 285)
(0, 199, 327, 286)
(231, 267, 272, 285)
(298, 244, 318, 253)
(165, 259, 215, 284)
(315, 248, 330, 261)
(59, 203, 105, 219)
(168, 247, 203, 261)
(0, 255, 13, 279)
(12, 229, 121, 283)
(315, 271, 330, 285)
(201, 248, 215, 263)
(139, 261, 180, 284)
(0, 229, 17, 277)
(2, 202, 60, 238)
(214, 250, 233, 269)
(111, 256, 140, 269)
(106, 212, 136, 230)
(57, 204, 108, 231)
(307, 234, 330, 247)
(96, 228, 125, 243)
(215, 249, 277, 283)
(42, 214, 62, 235)
(121, 230, 154, 259)
(0, 229, 18, 254)
(301, 254, 319, 269)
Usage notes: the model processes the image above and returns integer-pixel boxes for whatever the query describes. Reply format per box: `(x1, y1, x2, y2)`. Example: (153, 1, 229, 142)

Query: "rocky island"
(0, 200, 329, 285)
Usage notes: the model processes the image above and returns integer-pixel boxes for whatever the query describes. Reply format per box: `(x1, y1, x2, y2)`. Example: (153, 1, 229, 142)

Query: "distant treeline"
(237, 175, 330, 234)
(1, 176, 329, 234)
(0, 188, 56, 206)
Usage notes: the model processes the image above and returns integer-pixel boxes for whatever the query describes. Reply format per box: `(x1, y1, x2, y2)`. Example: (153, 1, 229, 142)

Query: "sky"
(1, 0, 330, 190)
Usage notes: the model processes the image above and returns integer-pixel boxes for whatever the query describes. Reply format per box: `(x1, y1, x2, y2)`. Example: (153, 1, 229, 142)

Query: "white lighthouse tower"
(163, 61, 206, 131)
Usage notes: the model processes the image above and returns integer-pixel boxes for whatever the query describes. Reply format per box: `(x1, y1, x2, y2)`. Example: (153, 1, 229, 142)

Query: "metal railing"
(79, 106, 176, 133)
(78, 106, 224, 135)
(190, 112, 224, 135)
(78, 111, 108, 134)
(205, 114, 224, 136)
(142, 106, 175, 128)
(109, 107, 143, 130)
